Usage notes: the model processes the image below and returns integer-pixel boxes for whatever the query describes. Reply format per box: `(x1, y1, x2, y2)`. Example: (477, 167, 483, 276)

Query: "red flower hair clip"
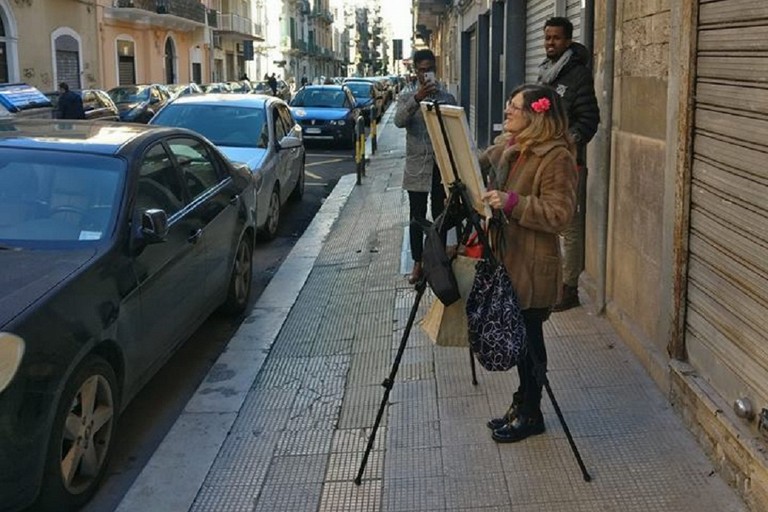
(531, 97, 551, 113)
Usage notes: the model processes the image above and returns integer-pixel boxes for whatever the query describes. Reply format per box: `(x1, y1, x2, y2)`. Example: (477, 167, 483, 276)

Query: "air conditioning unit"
(213, 35, 223, 49)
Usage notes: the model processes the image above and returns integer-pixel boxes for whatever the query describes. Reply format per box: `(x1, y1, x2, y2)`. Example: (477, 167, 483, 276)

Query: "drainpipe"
(94, 1, 104, 88)
(594, 0, 615, 312)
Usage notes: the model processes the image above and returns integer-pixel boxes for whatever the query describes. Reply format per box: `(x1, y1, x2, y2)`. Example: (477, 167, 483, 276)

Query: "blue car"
(289, 85, 361, 148)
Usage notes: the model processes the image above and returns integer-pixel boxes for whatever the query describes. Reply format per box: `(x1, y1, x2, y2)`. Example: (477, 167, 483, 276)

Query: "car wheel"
(37, 355, 118, 512)
(221, 233, 253, 314)
(289, 158, 305, 202)
(260, 186, 280, 240)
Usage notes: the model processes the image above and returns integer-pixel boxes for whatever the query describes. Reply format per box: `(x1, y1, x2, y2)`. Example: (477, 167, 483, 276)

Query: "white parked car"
(151, 94, 306, 239)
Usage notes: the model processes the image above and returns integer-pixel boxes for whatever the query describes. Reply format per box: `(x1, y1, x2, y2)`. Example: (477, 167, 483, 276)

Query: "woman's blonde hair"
(507, 84, 572, 154)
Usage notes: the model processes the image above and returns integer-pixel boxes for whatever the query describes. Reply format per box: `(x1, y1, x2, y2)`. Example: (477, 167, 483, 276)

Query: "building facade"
(0, 0, 101, 92)
(415, 0, 768, 509)
(0, 0, 378, 93)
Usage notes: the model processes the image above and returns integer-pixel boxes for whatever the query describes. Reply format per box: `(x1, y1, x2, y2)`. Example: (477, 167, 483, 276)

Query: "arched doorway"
(116, 38, 136, 85)
(0, 8, 8, 83)
(164, 37, 176, 84)
(54, 32, 81, 89)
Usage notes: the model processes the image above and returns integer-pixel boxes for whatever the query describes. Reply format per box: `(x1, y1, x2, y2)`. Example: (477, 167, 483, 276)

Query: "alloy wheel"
(59, 374, 114, 494)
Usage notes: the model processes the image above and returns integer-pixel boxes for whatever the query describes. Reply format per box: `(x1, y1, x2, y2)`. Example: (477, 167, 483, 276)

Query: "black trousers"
(408, 163, 447, 262)
(516, 308, 551, 415)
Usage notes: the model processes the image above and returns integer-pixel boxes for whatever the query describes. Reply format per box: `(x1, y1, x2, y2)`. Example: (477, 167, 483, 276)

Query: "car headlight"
(329, 120, 346, 126)
(0, 333, 25, 393)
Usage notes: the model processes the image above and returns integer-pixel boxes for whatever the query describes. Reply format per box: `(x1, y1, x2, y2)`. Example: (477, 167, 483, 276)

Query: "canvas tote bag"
(420, 255, 479, 347)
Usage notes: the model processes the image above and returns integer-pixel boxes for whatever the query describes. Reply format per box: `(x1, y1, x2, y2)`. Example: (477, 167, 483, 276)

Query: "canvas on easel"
(420, 102, 491, 218)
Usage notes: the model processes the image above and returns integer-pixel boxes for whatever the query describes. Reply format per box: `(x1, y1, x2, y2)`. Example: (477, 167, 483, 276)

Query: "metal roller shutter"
(118, 57, 136, 86)
(566, 0, 581, 42)
(686, 0, 768, 414)
(56, 51, 80, 89)
(525, 0, 554, 83)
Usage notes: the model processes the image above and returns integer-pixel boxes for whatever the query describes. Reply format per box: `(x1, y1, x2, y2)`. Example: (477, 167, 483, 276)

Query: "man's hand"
(414, 81, 438, 102)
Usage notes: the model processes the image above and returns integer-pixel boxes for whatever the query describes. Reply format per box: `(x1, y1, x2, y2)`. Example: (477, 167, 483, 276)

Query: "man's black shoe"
(491, 412, 545, 443)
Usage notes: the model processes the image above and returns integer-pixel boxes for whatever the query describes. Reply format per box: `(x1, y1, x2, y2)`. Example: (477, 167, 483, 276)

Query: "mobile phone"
(424, 71, 436, 84)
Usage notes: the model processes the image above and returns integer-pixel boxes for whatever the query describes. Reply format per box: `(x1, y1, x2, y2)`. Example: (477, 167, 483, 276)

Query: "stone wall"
(587, 0, 671, 361)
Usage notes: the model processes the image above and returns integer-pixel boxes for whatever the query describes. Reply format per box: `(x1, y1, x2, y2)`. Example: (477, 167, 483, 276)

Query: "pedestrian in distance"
(301, 75, 308, 87)
(394, 48, 457, 285)
(537, 16, 600, 312)
(268, 73, 278, 96)
(480, 84, 578, 443)
(57, 82, 86, 120)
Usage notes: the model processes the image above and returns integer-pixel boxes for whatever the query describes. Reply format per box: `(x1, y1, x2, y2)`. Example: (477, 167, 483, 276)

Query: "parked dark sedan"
(343, 81, 377, 125)
(0, 119, 256, 512)
(45, 88, 120, 121)
(252, 79, 292, 103)
(107, 84, 171, 123)
(289, 85, 361, 148)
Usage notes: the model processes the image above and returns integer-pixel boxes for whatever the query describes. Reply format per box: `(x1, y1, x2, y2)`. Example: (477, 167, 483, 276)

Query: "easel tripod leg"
(354, 280, 428, 485)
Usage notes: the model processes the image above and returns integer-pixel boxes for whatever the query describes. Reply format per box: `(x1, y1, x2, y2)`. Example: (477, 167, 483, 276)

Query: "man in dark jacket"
(537, 17, 600, 311)
(268, 73, 278, 96)
(57, 82, 86, 120)
(394, 48, 457, 285)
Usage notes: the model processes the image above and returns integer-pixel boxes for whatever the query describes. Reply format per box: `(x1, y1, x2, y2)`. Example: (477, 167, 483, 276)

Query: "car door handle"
(187, 228, 203, 244)
(229, 194, 240, 205)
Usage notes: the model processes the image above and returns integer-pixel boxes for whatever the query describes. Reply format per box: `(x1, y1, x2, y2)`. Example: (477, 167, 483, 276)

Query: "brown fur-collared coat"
(479, 135, 578, 309)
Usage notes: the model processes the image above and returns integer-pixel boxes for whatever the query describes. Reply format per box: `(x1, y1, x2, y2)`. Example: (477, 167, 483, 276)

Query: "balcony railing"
(114, 0, 206, 24)
(217, 13, 255, 37)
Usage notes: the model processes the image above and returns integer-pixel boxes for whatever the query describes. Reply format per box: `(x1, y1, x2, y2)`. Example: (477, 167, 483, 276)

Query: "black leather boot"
(491, 410, 545, 443)
(486, 393, 523, 430)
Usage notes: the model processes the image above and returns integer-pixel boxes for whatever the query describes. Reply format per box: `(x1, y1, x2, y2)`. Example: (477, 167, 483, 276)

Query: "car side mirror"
(231, 163, 252, 190)
(140, 208, 169, 243)
(278, 135, 302, 150)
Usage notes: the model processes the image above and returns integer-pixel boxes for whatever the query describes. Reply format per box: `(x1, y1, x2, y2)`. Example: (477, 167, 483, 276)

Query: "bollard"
(355, 115, 366, 184)
(370, 105, 378, 155)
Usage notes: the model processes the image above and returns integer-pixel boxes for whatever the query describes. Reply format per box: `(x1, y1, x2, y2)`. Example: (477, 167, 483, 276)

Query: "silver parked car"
(150, 94, 305, 239)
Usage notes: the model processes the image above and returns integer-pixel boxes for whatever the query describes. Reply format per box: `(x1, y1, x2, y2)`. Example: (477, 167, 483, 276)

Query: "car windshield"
(152, 104, 268, 148)
(345, 83, 373, 97)
(0, 149, 124, 244)
(291, 89, 345, 108)
(253, 81, 271, 93)
(108, 86, 150, 104)
(201, 83, 229, 93)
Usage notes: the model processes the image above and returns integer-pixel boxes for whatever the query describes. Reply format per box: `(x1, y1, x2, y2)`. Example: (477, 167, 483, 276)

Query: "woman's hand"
(482, 190, 509, 211)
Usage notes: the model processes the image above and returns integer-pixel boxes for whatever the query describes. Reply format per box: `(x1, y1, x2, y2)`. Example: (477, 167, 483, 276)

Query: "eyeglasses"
(506, 103, 524, 114)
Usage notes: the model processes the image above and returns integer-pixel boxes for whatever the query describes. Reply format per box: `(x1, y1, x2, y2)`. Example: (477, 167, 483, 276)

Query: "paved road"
(77, 144, 358, 512)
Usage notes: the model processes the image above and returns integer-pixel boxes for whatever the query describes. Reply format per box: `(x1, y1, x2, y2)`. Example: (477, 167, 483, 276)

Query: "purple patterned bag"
(465, 259, 527, 371)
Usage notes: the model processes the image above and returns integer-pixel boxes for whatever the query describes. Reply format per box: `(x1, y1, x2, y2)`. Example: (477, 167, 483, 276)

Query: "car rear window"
(152, 104, 268, 149)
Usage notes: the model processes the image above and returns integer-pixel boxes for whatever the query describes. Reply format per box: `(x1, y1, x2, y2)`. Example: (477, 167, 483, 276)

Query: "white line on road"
(306, 158, 345, 168)
(305, 170, 322, 179)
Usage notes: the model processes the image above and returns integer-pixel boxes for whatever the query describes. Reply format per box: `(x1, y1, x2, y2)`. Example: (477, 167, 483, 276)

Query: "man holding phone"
(394, 49, 457, 284)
